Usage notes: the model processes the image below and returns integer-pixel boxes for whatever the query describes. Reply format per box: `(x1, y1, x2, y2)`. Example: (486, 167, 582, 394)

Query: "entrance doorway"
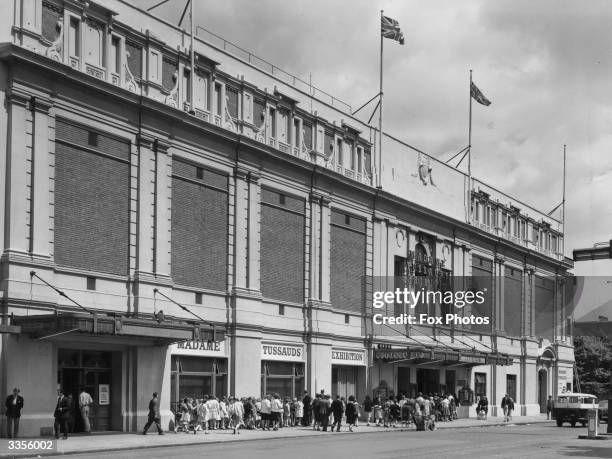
(58, 349, 114, 432)
(416, 368, 440, 395)
(538, 369, 547, 413)
(332, 366, 357, 399)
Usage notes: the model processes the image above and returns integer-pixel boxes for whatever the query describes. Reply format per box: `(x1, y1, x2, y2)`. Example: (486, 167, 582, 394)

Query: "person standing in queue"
(5, 388, 24, 439)
(53, 388, 71, 439)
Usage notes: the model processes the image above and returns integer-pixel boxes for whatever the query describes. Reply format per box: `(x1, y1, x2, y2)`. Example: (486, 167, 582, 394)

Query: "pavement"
(54, 423, 612, 459)
(0, 414, 570, 457)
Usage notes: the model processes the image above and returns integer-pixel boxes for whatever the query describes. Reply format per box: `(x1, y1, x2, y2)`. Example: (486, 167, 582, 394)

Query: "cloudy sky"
(134, 0, 612, 273)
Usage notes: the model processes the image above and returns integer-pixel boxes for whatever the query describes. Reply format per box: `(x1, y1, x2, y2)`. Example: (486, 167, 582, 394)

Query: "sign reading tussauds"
(261, 342, 304, 361)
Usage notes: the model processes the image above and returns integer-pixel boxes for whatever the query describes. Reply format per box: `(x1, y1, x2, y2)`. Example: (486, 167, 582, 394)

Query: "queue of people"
(167, 390, 460, 435)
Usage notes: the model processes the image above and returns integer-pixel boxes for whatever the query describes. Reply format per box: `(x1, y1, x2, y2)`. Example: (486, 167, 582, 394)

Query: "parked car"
(552, 393, 599, 427)
(599, 399, 608, 423)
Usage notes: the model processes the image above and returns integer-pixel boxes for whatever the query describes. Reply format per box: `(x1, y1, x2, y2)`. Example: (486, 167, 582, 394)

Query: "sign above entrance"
(331, 348, 366, 366)
(261, 342, 304, 361)
(170, 339, 226, 357)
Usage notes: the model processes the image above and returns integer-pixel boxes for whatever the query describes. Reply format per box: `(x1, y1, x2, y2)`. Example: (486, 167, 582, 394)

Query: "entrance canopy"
(374, 346, 512, 367)
(13, 312, 223, 345)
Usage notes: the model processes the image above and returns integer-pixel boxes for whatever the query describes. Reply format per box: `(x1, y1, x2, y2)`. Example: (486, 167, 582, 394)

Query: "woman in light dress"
(197, 397, 209, 434)
(206, 395, 220, 430)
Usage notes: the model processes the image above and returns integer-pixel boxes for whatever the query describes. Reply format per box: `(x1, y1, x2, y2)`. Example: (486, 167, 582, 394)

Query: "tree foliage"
(573, 336, 612, 398)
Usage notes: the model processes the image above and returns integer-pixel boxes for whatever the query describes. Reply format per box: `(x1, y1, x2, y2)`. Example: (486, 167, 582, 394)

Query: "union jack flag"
(470, 81, 491, 106)
(381, 15, 405, 45)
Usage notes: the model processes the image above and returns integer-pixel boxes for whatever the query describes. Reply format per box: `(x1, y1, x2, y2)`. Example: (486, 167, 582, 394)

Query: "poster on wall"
(99, 384, 110, 405)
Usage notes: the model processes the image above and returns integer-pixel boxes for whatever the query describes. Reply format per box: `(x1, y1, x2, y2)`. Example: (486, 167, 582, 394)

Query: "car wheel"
(570, 420, 576, 427)
(556, 419, 563, 427)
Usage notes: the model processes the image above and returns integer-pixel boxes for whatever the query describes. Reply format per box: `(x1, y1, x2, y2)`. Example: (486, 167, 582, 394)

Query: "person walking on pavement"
(53, 388, 71, 439)
(546, 395, 553, 420)
(142, 392, 163, 435)
(500, 394, 508, 420)
(78, 387, 93, 433)
(506, 397, 515, 421)
(5, 388, 24, 439)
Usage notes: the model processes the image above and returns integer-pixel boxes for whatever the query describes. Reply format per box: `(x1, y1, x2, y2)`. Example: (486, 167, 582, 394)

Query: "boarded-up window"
(54, 120, 129, 275)
(504, 267, 523, 336)
(535, 277, 555, 340)
(172, 159, 228, 290)
(330, 210, 366, 313)
(171, 160, 228, 290)
(260, 189, 305, 303)
(471, 255, 493, 333)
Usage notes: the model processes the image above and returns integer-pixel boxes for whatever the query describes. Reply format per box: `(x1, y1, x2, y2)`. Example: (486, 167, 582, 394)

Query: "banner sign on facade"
(331, 348, 366, 366)
(170, 340, 226, 357)
(261, 342, 304, 361)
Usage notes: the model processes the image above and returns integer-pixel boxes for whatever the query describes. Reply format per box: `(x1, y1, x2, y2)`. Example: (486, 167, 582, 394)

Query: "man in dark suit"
(142, 392, 163, 435)
(5, 388, 24, 438)
(53, 388, 71, 439)
(302, 391, 312, 426)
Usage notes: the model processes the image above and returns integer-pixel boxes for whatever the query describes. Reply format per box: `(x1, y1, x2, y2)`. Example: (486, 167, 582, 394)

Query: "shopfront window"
(171, 356, 227, 412)
(506, 374, 517, 401)
(475, 372, 487, 397)
(261, 361, 304, 399)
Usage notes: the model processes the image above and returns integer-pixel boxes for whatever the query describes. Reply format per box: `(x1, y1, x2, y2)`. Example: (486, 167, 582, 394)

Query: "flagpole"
(189, 0, 195, 113)
(378, 9, 384, 189)
(467, 69, 473, 223)
(562, 144, 566, 257)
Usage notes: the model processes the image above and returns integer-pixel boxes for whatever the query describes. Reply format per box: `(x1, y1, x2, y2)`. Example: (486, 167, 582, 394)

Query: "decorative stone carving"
(124, 50, 139, 93)
(165, 70, 179, 108)
(45, 20, 63, 61)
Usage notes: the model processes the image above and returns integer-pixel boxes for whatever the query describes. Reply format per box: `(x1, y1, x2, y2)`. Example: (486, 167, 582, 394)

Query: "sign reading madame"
(261, 343, 304, 361)
(170, 340, 225, 357)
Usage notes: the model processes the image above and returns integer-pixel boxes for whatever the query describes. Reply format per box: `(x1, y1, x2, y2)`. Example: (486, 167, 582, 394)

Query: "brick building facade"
(0, 0, 573, 436)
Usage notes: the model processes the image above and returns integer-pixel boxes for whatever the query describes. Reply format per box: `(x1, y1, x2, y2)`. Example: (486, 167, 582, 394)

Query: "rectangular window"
(86, 277, 96, 291)
(110, 36, 120, 74)
(214, 83, 222, 116)
(253, 100, 265, 128)
(125, 42, 142, 79)
(261, 362, 304, 400)
(357, 146, 363, 173)
(506, 374, 517, 401)
(278, 110, 289, 143)
(171, 356, 227, 411)
(195, 292, 202, 304)
(471, 255, 493, 334)
(336, 138, 343, 165)
(226, 87, 239, 119)
(269, 107, 277, 138)
(303, 122, 313, 149)
(69, 18, 80, 57)
(294, 119, 300, 147)
(475, 372, 487, 397)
